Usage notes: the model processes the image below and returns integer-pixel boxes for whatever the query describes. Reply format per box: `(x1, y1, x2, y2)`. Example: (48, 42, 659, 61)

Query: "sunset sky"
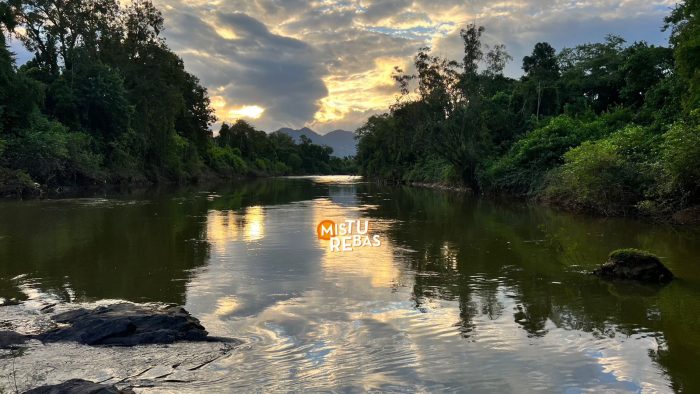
(11, 0, 676, 133)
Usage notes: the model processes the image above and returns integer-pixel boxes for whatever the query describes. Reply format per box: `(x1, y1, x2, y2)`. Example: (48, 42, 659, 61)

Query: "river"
(1, 176, 699, 392)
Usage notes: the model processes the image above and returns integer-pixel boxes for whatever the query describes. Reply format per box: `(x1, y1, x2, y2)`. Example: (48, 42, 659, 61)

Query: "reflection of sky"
(181, 176, 671, 392)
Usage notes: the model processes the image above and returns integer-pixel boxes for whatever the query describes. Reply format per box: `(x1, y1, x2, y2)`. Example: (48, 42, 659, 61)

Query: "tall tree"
(665, 0, 700, 112)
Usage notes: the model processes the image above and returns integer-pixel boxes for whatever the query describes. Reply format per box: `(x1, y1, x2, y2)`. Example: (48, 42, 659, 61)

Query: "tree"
(16, 0, 121, 70)
(665, 0, 700, 112)
(521, 42, 560, 119)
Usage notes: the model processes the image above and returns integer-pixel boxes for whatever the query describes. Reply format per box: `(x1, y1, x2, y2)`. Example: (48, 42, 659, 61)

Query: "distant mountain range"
(276, 127, 357, 158)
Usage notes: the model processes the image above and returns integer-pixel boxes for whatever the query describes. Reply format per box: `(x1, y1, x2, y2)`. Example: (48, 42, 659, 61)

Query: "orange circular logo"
(316, 220, 336, 240)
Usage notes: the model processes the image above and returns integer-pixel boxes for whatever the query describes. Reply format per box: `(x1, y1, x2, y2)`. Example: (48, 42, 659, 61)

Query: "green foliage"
(46, 55, 132, 139)
(483, 115, 611, 195)
(5, 113, 103, 184)
(107, 128, 145, 181)
(541, 137, 645, 215)
(356, 5, 700, 217)
(0, 0, 353, 194)
(206, 144, 247, 176)
(215, 120, 351, 176)
(402, 156, 458, 184)
(666, 0, 700, 112)
(0, 167, 37, 197)
(660, 121, 700, 204)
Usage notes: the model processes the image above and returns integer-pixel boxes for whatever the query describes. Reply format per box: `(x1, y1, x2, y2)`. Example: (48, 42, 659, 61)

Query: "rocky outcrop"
(1, 303, 233, 348)
(593, 248, 674, 284)
(38, 303, 209, 346)
(24, 379, 133, 394)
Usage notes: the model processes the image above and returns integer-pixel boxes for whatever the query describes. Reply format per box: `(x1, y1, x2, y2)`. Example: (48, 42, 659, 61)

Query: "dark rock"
(0, 330, 29, 347)
(593, 249, 674, 284)
(24, 379, 133, 394)
(38, 303, 209, 346)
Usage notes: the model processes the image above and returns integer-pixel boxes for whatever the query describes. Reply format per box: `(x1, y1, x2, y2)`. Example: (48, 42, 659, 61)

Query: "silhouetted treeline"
(0, 0, 353, 197)
(356, 0, 700, 218)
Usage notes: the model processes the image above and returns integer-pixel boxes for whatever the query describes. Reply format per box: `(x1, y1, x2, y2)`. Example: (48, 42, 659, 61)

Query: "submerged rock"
(38, 303, 209, 346)
(24, 379, 133, 394)
(593, 249, 674, 284)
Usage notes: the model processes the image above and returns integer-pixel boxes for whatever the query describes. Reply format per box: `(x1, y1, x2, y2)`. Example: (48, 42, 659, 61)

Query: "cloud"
(158, 5, 328, 131)
(152, 1, 673, 132)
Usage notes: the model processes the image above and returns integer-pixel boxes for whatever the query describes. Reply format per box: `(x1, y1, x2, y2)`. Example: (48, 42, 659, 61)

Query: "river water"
(1, 176, 699, 392)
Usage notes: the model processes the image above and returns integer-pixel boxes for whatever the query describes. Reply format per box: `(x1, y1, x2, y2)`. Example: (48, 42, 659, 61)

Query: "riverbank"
(0, 170, 357, 200)
(398, 178, 700, 225)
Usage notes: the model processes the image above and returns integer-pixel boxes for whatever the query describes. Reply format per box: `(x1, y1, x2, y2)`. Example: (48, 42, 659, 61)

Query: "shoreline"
(4, 175, 700, 225)
(402, 180, 700, 226)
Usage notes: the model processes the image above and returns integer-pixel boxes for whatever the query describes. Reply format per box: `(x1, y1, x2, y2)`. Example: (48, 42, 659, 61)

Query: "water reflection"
(1, 176, 699, 392)
(0, 196, 211, 304)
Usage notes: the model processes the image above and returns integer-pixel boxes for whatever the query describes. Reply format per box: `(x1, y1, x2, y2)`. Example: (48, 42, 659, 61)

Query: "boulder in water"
(593, 249, 674, 284)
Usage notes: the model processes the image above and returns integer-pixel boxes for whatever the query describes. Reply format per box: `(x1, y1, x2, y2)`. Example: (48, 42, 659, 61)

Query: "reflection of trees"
(0, 197, 211, 304)
(356, 183, 700, 392)
(206, 178, 328, 211)
(0, 178, 329, 305)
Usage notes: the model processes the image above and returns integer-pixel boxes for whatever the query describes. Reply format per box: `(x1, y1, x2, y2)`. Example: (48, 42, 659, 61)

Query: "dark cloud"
(161, 5, 328, 129)
(152, 1, 673, 132)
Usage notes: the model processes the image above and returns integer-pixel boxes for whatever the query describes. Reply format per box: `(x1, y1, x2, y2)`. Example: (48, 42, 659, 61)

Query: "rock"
(24, 379, 133, 394)
(593, 249, 674, 284)
(0, 330, 29, 347)
(38, 303, 210, 346)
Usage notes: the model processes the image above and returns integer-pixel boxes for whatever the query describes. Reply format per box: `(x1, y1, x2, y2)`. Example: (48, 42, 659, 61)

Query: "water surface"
(1, 176, 699, 392)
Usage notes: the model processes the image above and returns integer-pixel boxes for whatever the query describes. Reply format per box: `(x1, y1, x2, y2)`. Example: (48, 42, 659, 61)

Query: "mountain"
(275, 127, 357, 157)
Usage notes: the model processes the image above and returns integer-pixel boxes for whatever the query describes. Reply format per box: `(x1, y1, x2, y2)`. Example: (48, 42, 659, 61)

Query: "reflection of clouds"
(183, 178, 672, 392)
(206, 210, 238, 253)
(215, 295, 240, 317)
(205, 206, 265, 253)
(243, 206, 265, 242)
(312, 198, 399, 288)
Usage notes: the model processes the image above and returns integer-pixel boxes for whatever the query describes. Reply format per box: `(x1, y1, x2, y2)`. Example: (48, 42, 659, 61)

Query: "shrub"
(5, 114, 104, 185)
(206, 144, 247, 175)
(164, 133, 204, 180)
(108, 128, 146, 181)
(483, 115, 610, 194)
(0, 167, 39, 198)
(541, 137, 645, 215)
(660, 121, 700, 205)
(402, 156, 459, 184)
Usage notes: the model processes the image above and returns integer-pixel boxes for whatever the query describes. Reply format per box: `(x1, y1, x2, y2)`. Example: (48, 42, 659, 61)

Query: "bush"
(206, 144, 247, 176)
(541, 136, 645, 215)
(5, 114, 104, 185)
(0, 167, 39, 198)
(483, 115, 611, 195)
(402, 156, 459, 184)
(164, 133, 204, 180)
(660, 121, 700, 205)
(108, 128, 146, 181)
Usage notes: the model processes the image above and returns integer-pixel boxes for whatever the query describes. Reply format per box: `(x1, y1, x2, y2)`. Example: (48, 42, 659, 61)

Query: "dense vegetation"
(0, 0, 352, 197)
(356, 0, 700, 218)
